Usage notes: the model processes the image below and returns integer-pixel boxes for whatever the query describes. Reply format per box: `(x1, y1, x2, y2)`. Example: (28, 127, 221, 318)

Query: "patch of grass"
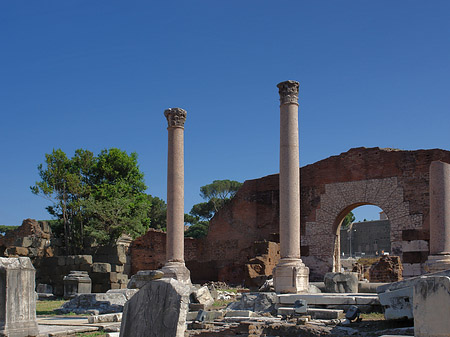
(360, 312, 385, 321)
(75, 332, 106, 336)
(212, 299, 233, 308)
(36, 299, 67, 316)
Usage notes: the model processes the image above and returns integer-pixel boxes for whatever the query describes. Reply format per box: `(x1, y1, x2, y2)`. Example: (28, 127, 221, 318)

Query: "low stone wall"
(35, 252, 130, 296)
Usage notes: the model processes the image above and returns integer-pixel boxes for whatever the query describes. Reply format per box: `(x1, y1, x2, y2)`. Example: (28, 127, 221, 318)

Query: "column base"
(424, 254, 450, 273)
(273, 258, 309, 294)
(161, 261, 191, 285)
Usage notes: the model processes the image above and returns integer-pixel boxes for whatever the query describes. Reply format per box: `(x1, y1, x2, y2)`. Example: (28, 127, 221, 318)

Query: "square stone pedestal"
(0, 257, 39, 337)
(424, 254, 450, 273)
(161, 261, 191, 285)
(273, 258, 309, 294)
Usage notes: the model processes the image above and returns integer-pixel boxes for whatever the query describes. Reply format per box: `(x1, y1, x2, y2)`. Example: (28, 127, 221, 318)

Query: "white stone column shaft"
(425, 160, 450, 273)
(429, 161, 450, 255)
(279, 88, 301, 259)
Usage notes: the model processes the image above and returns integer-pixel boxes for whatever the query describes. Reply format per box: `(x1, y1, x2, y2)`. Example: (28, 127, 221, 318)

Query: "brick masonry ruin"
(132, 147, 450, 283)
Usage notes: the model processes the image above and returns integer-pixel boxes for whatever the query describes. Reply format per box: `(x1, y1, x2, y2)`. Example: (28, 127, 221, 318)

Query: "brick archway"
(301, 177, 420, 278)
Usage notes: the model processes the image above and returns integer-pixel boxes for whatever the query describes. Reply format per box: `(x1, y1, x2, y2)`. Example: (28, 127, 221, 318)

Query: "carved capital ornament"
(164, 108, 187, 128)
(277, 80, 299, 106)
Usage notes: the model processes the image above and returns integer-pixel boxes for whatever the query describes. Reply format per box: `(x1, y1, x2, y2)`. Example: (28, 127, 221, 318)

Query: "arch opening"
(333, 204, 391, 272)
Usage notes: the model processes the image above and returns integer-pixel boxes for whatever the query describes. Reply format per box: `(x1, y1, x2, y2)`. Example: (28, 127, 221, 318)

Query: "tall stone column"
(161, 107, 191, 284)
(425, 161, 450, 273)
(273, 80, 309, 293)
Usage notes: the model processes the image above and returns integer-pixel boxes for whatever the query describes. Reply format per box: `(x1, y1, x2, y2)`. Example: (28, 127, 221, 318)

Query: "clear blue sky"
(1, 1, 449, 225)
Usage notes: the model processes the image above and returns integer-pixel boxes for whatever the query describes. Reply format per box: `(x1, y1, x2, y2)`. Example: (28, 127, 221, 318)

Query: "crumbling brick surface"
(130, 147, 450, 283)
(369, 256, 403, 282)
(0, 218, 50, 247)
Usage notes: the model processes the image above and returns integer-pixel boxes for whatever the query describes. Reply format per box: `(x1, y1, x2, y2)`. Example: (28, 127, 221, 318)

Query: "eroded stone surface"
(414, 275, 450, 337)
(120, 278, 190, 337)
(324, 272, 358, 293)
(0, 257, 39, 337)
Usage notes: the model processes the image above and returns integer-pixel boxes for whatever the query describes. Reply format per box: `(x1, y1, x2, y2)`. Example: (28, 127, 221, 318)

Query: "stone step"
(277, 293, 380, 306)
(277, 307, 344, 319)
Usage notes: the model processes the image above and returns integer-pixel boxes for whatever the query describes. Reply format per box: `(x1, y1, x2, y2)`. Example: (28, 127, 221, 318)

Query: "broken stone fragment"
(127, 269, 164, 289)
(190, 285, 214, 309)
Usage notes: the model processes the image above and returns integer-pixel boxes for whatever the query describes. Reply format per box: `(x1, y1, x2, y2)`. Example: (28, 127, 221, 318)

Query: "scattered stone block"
(58, 292, 128, 314)
(74, 255, 93, 265)
(189, 303, 205, 311)
(324, 272, 358, 293)
(414, 276, 450, 337)
(88, 313, 122, 323)
(106, 288, 138, 300)
(0, 257, 39, 337)
(112, 264, 124, 273)
(227, 292, 277, 314)
(37, 283, 53, 294)
(191, 286, 214, 308)
(93, 262, 111, 273)
(63, 270, 92, 299)
(120, 278, 190, 337)
(377, 269, 450, 320)
(6, 246, 29, 256)
(224, 310, 258, 318)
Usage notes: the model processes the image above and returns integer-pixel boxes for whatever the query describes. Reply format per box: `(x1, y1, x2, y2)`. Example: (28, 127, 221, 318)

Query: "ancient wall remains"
(130, 147, 450, 283)
(0, 219, 132, 296)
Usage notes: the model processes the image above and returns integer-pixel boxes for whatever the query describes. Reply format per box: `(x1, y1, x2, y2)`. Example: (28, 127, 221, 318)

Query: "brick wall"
(130, 147, 450, 283)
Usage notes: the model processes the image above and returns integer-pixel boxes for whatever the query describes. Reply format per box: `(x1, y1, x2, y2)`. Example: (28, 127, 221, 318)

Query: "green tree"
(31, 149, 94, 253)
(341, 211, 355, 229)
(146, 195, 167, 230)
(200, 180, 243, 212)
(31, 148, 152, 252)
(185, 179, 243, 238)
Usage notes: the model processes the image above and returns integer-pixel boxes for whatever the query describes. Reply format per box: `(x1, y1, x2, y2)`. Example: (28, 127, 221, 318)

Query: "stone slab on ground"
(36, 316, 121, 337)
(277, 293, 379, 306)
(224, 310, 259, 318)
(277, 307, 344, 319)
(120, 277, 190, 337)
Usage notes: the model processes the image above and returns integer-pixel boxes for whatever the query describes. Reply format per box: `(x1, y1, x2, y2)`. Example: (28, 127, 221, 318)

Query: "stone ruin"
(0, 218, 132, 296)
(2, 81, 450, 337)
(131, 147, 450, 286)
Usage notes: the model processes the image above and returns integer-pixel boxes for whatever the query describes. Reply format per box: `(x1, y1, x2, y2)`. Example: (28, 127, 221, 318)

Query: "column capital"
(164, 108, 187, 128)
(277, 80, 299, 106)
